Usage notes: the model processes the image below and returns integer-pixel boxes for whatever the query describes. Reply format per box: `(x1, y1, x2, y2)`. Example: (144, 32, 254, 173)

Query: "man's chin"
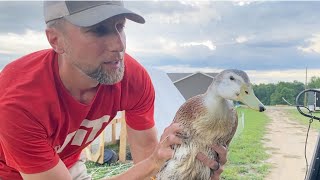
(99, 71, 124, 85)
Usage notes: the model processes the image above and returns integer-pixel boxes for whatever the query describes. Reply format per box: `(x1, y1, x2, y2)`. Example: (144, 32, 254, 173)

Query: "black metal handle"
(295, 89, 320, 121)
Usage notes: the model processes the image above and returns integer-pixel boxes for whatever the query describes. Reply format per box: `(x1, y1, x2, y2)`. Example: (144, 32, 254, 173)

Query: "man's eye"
(90, 25, 111, 36)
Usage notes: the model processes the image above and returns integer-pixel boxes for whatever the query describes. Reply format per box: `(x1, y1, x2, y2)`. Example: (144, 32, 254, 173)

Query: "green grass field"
(86, 161, 133, 179)
(86, 107, 272, 180)
(285, 108, 320, 130)
(221, 107, 271, 180)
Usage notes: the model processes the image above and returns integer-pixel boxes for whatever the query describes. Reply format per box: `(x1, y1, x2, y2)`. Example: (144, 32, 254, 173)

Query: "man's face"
(61, 15, 126, 85)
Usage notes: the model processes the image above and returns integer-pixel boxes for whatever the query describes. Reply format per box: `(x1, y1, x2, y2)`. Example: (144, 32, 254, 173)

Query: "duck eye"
(230, 76, 234, 80)
(245, 91, 249, 94)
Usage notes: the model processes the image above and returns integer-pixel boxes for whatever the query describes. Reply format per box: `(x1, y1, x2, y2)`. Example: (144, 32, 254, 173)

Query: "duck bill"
(239, 88, 266, 112)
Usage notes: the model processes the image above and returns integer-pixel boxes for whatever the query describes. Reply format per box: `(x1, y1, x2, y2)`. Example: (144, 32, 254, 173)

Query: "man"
(0, 1, 227, 180)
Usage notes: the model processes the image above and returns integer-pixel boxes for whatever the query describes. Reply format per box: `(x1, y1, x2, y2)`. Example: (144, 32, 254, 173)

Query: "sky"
(0, 1, 320, 84)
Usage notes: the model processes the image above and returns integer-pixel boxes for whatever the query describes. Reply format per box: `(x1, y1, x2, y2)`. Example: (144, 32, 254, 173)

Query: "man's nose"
(107, 31, 125, 52)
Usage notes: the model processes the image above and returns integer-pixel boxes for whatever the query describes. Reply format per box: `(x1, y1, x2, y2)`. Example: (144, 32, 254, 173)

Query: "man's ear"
(45, 28, 65, 54)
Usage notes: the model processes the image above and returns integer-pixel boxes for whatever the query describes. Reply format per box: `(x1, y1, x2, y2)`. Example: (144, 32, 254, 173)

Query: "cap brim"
(64, 4, 145, 27)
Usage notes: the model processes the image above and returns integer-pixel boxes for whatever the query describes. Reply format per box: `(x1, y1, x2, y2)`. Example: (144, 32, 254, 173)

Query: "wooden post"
(111, 119, 119, 144)
(84, 111, 127, 163)
(97, 129, 105, 164)
(85, 129, 105, 164)
(118, 111, 127, 162)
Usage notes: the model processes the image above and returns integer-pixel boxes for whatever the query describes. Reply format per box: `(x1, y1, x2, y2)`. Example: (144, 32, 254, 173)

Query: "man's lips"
(103, 60, 121, 69)
(103, 60, 120, 64)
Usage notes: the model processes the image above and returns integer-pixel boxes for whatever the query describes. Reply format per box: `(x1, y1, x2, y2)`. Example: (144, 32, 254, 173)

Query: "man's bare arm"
(126, 126, 158, 164)
(20, 159, 72, 180)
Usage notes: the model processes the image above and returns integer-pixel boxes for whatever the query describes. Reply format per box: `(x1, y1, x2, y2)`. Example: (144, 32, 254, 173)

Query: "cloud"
(127, 36, 178, 55)
(235, 36, 249, 43)
(1, 1, 320, 78)
(246, 69, 320, 84)
(298, 34, 320, 54)
(155, 65, 320, 85)
(0, 29, 50, 56)
(156, 64, 223, 73)
(142, 1, 221, 25)
(127, 35, 216, 60)
(0, 1, 44, 33)
(181, 40, 216, 51)
(233, 1, 254, 6)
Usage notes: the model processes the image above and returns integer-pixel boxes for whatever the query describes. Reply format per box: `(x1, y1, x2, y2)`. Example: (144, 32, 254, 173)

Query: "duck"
(156, 69, 265, 180)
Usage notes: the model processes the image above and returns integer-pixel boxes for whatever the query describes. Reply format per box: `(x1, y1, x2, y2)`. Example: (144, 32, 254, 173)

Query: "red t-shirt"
(0, 49, 155, 180)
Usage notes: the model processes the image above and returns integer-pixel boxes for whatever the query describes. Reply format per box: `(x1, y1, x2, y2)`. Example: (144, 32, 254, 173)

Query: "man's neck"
(58, 55, 99, 104)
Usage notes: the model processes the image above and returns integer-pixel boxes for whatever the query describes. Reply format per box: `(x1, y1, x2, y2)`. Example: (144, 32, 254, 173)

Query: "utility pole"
(304, 67, 308, 106)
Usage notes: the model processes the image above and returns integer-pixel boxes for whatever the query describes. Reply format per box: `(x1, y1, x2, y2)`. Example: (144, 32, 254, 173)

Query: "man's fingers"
(156, 147, 174, 160)
(196, 152, 217, 170)
(210, 166, 224, 180)
(160, 134, 182, 147)
(160, 123, 183, 147)
(211, 144, 228, 165)
(160, 123, 182, 141)
(197, 152, 223, 180)
(196, 145, 228, 180)
(154, 123, 183, 165)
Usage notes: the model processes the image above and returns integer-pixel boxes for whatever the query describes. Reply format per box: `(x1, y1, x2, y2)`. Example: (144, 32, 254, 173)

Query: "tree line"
(253, 76, 320, 105)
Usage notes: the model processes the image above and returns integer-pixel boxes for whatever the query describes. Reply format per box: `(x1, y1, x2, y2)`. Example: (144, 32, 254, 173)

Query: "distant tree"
(253, 83, 276, 105)
(253, 81, 304, 105)
(270, 87, 295, 105)
(308, 76, 320, 89)
(270, 81, 304, 105)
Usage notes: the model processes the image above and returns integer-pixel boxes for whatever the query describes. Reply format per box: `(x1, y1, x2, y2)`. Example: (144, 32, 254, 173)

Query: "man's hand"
(105, 123, 183, 180)
(196, 144, 228, 180)
(149, 123, 183, 172)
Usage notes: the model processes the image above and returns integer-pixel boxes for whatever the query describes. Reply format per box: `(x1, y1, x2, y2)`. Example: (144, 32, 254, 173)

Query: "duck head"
(213, 69, 265, 112)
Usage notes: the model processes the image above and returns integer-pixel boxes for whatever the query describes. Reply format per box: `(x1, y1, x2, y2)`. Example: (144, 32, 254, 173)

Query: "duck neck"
(193, 84, 233, 142)
(204, 83, 230, 116)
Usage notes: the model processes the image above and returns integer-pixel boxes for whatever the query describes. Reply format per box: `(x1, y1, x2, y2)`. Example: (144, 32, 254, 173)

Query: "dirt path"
(263, 107, 319, 180)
